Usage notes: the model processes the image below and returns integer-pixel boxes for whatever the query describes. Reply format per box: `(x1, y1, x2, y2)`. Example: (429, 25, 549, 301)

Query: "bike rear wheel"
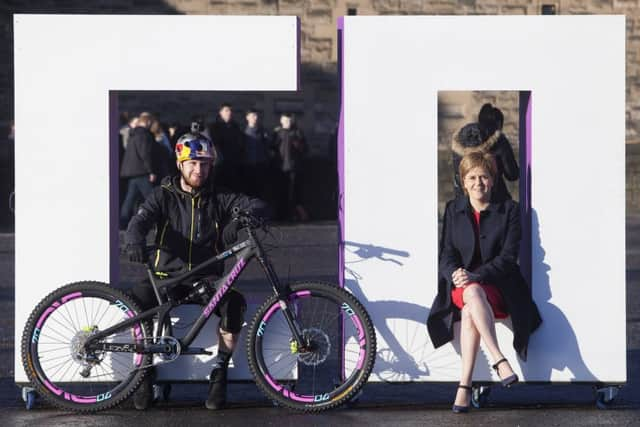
(21, 281, 152, 412)
(247, 282, 376, 412)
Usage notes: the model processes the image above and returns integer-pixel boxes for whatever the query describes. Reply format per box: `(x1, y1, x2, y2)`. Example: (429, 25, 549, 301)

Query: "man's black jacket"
(120, 127, 156, 178)
(125, 175, 267, 278)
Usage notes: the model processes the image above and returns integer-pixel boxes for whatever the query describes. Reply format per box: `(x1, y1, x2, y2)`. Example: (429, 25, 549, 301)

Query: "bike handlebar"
(231, 206, 265, 230)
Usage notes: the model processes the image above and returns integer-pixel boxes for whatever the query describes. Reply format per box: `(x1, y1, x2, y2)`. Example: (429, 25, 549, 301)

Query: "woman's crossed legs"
(454, 284, 515, 407)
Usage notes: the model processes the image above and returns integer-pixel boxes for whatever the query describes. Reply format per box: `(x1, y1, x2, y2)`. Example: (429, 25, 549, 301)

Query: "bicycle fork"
(254, 247, 307, 349)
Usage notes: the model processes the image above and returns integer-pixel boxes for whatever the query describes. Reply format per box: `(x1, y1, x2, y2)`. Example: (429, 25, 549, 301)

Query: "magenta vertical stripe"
(337, 16, 346, 384)
(338, 16, 345, 291)
(526, 93, 532, 209)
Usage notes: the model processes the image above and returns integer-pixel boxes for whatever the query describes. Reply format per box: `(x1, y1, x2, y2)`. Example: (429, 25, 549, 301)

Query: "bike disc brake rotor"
(297, 327, 331, 366)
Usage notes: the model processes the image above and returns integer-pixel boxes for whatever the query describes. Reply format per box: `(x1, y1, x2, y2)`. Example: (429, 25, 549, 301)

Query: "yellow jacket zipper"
(154, 220, 170, 269)
(188, 196, 197, 270)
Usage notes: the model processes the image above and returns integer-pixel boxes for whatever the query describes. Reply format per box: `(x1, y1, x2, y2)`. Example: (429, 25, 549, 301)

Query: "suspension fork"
(250, 228, 306, 346)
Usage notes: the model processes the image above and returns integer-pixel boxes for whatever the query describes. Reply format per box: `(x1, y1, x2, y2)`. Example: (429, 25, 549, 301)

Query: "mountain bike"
(21, 209, 376, 412)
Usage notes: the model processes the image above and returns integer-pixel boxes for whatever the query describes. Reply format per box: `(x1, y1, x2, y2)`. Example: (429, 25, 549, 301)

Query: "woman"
(451, 103, 519, 202)
(427, 152, 541, 413)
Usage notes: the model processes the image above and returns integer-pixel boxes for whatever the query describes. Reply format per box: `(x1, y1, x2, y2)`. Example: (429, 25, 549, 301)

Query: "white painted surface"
(14, 14, 298, 382)
(342, 16, 625, 382)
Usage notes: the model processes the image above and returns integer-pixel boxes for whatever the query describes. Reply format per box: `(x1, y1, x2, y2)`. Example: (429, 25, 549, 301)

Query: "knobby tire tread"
(246, 281, 376, 413)
(21, 281, 152, 413)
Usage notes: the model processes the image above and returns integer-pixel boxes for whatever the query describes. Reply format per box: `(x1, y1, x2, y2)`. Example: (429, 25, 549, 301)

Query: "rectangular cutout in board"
(13, 14, 299, 383)
(340, 16, 625, 383)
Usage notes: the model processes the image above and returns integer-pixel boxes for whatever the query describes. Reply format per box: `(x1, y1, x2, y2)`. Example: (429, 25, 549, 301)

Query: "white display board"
(340, 16, 626, 382)
(14, 14, 298, 383)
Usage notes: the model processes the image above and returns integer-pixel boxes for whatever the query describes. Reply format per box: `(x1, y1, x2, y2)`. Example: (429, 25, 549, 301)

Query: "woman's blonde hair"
(459, 151, 497, 189)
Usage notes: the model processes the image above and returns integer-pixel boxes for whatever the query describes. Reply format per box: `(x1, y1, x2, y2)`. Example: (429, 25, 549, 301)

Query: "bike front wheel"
(247, 282, 376, 412)
(21, 281, 152, 412)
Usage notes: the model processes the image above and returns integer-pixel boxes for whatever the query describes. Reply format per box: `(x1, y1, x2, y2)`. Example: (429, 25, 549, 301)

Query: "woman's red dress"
(450, 209, 508, 319)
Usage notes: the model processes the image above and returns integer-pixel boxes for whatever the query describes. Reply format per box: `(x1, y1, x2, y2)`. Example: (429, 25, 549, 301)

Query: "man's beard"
(181, 171, 208, 189)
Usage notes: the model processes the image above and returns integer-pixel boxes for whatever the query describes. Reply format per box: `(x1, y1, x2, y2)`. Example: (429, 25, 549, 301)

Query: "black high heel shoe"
(492, 358, 519, 387)
(452, 384, 472, 413)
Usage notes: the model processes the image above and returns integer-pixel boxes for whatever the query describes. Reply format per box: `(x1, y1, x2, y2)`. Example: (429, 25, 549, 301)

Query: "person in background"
(151, 119, 173, 154)
(427, 152, 541, 413)
(477, 103, 519, 201)
(242, 108, 270, 198)
(150, 119, 173, 180)
(271, 112, 308, 221)
(451, 103, 519, 202)
(209, 103, 245, 192)
(121, 114, 139, 150)
(167, 121, 181, 149)
(119, 112, 158, 229)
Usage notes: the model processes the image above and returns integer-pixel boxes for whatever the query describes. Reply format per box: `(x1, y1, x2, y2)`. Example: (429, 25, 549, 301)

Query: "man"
(242, 109, 270, 198)
(125, 130, 266, 410)
(119, 113, 138, 150)
(120, 112, 157, 229)
(209, 102, 245, 192)
(271, 112, 308, 221)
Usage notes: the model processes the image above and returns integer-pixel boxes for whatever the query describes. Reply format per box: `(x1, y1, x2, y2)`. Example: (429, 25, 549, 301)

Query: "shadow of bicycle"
(344, 241, 458, 382)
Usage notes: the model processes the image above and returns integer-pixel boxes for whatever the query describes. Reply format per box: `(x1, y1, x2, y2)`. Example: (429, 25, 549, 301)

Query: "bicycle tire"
(21, 281, 152, 412)
(247, 282, 376, 412)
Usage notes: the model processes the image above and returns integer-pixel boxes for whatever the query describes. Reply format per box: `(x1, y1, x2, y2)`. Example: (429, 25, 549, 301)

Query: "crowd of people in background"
(118, 104, 309, 229)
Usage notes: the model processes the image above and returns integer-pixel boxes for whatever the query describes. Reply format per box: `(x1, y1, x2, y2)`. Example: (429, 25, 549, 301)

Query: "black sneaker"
(133, 368, 155, 410)
(205, 366, 227, 410)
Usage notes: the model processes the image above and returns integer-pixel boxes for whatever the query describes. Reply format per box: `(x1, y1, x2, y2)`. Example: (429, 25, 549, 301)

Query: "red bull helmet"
(175, 133, 216, 163)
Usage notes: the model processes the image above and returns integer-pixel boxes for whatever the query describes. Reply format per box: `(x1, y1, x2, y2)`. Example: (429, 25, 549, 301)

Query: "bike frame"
(85, 226, 306, 355)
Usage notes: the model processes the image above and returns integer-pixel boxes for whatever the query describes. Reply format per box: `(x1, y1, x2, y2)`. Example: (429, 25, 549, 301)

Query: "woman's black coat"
(426, 196, 542, 360)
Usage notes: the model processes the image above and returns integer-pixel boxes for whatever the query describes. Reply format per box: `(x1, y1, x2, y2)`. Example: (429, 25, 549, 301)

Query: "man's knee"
(218, 291, 247, 334)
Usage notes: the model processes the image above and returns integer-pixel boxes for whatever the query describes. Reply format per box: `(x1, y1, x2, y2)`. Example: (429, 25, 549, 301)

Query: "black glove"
(222, 220, 240, 247)
(127, 244, 146, 264)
